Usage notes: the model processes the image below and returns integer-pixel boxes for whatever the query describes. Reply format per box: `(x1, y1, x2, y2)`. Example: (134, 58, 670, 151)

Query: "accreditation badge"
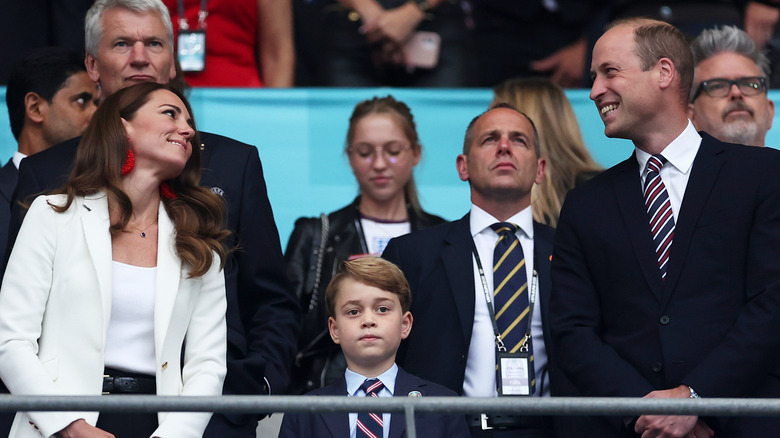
(497, 351, 532, 396)
(178, 30, 206, 72)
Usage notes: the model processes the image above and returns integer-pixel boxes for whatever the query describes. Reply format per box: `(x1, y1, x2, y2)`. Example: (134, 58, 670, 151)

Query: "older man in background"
(688, 25, 774, 146)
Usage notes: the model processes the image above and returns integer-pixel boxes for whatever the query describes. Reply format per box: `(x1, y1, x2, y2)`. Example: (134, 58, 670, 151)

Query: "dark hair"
(6, 47, 87, 140)
(325, 257, 411, 317)
(52, 82, 229, 277)
(463, 103, 541, 156)
(346, 96, 424, 218)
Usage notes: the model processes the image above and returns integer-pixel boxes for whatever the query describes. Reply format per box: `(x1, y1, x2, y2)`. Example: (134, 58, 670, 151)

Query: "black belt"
(467, 413, 547, 431)
(102, 370, 156, 395)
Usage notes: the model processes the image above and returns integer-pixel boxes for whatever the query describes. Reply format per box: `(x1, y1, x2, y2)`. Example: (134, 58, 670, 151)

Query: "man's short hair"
(610, 19, 694, 106)
(6, 47, 87, 141)
(690, 25, 770, 99)
(463, 103, 541, 157)
(85, 0, 174, 57)
(325, 257, 412, 317)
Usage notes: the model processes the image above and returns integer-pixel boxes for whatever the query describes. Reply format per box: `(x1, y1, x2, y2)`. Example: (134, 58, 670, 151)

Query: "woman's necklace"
(129, 218, 158, 238)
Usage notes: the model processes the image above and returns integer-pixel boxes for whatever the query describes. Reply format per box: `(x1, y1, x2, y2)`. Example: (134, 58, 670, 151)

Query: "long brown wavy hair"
(493, 77, 602, 227)
(52, 82, 229, 277)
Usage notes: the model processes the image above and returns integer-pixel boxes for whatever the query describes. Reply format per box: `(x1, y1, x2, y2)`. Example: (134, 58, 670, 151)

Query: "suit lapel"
(613, 157, 666, 301)
(662, 135, 725, 307)
(441, 215, 478, 344)
(0, 160, 18, 202)
(389, 368, 419, 438)
(533, 223, 554, 353)
(81, 193, 114, 327)
(320, 378, 350, 438)
(154, 202, 181, 355)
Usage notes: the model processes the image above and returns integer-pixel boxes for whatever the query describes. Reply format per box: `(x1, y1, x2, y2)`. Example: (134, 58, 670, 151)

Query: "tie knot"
(360, 379, 384, 396)
(490, 222, 519, 238)
(647, 154, 667, 174)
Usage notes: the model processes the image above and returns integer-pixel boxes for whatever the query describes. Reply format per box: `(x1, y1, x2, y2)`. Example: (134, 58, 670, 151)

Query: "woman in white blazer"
(0, 82, 230, 438)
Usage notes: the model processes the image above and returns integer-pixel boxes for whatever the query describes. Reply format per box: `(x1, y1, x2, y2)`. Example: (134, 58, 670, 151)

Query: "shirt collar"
(345, 363, 398, 396)
(12, 152, 26, 169)
(635, 119, 701, 176)
(469, 203, 534, 240)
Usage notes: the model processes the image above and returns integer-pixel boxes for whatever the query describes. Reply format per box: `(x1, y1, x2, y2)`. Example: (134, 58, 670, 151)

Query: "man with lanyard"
(384, 104, 571, 437)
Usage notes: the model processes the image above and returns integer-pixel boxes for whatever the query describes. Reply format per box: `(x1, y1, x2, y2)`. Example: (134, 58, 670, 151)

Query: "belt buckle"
(480, 413, 493, 430)
(102, 374, 110, 395)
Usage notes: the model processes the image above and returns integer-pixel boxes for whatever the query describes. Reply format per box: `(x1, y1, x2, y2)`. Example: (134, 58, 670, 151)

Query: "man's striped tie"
(643, 155, 675, 280)
(491, 222, 534, 393)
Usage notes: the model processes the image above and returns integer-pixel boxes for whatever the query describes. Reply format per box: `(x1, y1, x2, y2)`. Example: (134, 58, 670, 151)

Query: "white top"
(104, 261, 157, 375)
(463, 204, 548, 397)
(635, 120, 702, 219)
(346, 363, 398, 438)
(360, 218, 411, 256)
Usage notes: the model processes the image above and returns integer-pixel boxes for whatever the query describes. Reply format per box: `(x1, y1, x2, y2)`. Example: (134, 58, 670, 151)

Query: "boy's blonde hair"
(325, 257, 411, 317)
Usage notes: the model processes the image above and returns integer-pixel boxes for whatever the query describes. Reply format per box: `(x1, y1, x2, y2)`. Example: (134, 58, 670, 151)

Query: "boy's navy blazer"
(278, 366, 469, 438)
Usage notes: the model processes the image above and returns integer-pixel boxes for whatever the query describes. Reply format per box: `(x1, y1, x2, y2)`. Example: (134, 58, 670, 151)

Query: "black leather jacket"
(284, 196, 445, 393)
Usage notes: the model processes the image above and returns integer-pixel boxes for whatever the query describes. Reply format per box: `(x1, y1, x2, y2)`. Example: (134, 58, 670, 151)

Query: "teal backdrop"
(0, 87, 776, 249)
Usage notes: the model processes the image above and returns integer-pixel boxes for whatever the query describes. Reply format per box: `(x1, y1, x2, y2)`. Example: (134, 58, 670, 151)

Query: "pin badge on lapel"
(408, 391, 422, 397)
(210, 187, 225, 197)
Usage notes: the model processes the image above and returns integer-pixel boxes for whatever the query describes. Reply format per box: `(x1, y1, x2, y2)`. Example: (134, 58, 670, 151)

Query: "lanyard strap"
(177, 0, 208, 31)
(470, 238, 537, 352)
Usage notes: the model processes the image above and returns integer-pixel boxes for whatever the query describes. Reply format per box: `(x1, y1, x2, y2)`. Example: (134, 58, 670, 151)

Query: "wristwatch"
(688, 386, 701, 399)
(412, 0, 432, 13)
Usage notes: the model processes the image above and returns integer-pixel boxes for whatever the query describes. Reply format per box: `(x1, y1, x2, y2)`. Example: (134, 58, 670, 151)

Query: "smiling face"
(122, 89, 194, 180)
(348, 113, 421, 206)
(457, 108, 544, 211)
(86, 7, 175, 97)
(40, 71, 99, 149)
(590, 24, 663, 142)
(328, 278, 413, 377)
(688, 52, 774, 146)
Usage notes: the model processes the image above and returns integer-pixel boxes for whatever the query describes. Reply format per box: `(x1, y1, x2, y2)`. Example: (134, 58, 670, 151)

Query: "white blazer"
(0, 192, 227, 438)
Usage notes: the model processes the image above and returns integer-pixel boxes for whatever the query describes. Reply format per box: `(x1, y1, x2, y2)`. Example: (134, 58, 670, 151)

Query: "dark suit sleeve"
(277, 411, 303, 438)
(550, 188, 655, 399)
(232, 149, 299, 396)
(4, 157, 46, 276)
(682, 153, 780, 397)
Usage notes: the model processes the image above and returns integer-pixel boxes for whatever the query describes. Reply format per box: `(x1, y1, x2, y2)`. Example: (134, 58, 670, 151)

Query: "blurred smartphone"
(403, 31, 441, 69)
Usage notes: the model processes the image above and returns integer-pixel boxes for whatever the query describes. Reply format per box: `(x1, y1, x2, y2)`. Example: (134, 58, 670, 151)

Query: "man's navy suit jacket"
(550, 133, 780, 436)
(5, 133, 299, 432)
(381, 216, 573, 399)
(0, 160, 17, 262)
(278, 366, 469, 438)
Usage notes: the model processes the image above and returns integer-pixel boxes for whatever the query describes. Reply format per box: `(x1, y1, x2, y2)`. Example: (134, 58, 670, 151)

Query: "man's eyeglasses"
(348, 142, 411, 162)
(691, 76, 767, 102)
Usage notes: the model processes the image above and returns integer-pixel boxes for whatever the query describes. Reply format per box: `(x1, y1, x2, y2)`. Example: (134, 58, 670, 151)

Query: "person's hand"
(745, 1, 780, 49)
(634, 385, 704, 438)
(360, 2, 424, 46)
(529, 38, 587, 88)
(685, 419, 715, 438)
(57, 419, 115, 438)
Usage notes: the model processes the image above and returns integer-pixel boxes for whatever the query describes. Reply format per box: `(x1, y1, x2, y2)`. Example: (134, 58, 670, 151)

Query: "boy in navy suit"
(279, 257, 469, 438)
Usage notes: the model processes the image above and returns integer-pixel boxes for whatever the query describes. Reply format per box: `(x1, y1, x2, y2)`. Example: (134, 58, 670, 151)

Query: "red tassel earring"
(160, 182, 178, 200)
(121, 150, 135, 175)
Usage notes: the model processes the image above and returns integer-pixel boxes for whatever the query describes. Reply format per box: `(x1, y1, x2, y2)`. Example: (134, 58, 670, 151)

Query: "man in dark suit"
(1, 48, 98, 258)
(0, 46, 98, 437)
(7, 1, 298, 436)
(551, 18, 780, 438)
(384, 105, 570, 437)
